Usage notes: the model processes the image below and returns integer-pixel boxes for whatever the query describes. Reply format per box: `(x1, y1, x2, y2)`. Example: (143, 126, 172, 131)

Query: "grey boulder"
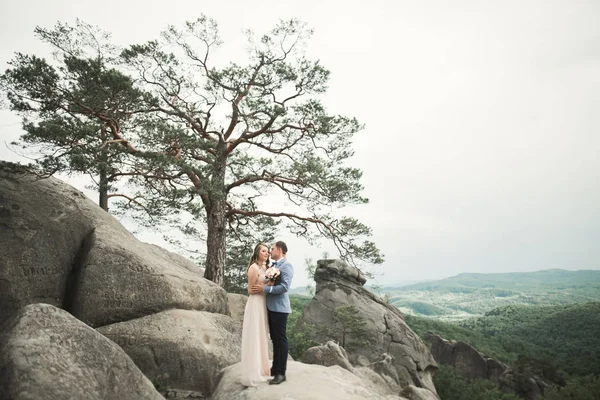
(97, 308, 241, 397)
(0, 161, 229, 328)
(0, 163, 94, 324)
(300, 340, 354, 371)
(0, 303, 163, 400)
(212, 360, 406, 400)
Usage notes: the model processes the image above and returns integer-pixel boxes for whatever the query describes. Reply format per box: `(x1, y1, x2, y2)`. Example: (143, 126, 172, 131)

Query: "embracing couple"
(240, 241, 294, 387)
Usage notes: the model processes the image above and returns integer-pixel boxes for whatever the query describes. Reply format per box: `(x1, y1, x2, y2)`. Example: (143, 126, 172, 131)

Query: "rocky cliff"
(299, 259, 439, 398)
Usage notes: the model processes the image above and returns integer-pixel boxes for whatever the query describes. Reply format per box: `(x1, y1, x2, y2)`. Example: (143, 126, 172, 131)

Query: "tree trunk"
(204, 197, 227, 286)
(98, 127, 109, 212)
(203, 143, 228, 286)
(99, 170, 108, 212)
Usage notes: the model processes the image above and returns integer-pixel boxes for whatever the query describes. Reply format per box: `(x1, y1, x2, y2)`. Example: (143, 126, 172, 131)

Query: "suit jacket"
(264, 258, 293, 313)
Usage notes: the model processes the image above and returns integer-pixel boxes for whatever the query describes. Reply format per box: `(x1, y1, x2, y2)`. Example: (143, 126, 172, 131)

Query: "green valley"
(382, 269, 600, 321)
(404, 301, 600, 399)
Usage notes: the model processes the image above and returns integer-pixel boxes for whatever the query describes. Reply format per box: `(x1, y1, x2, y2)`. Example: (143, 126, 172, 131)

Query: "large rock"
(0, 303, 163, 400)
(227, 293, 248, 325)
(368, 353, 402, 393)
(355, 366, 404, 398)
(0, 163, 441, 399)
(0, 163, 94, 324)
(212, 360, 407, 400)
(497, 369, 546, 400)
(425, 333, 547, 400)
(425, 333, 494, 379)
(97, 309, 241, 398)
(71, 227, 228, 327)
(68, 195, 228, 327)
(401, 386, 440, 400)
(148, 243, 204, 275)
(300, 341, 354, 371)
(301, 342, 413, 397)
(0, 162, 229, 328)
(299, 259, 438, 397)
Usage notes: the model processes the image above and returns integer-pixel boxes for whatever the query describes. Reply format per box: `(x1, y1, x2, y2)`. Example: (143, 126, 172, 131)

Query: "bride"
(240, 243, 272, 386)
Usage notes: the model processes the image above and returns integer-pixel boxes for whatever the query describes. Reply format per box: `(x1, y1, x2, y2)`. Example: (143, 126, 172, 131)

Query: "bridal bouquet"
(265, 267, 281, 282)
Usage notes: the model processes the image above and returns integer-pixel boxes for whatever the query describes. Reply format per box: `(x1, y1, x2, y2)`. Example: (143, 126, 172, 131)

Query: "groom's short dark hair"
(275, 241, 288, 254)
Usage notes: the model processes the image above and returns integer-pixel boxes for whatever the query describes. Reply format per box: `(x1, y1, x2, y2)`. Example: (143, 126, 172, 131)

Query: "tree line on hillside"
(405, 302, 600, 400)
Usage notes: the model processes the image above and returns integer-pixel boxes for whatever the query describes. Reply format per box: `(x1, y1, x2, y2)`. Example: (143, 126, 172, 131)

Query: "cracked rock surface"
(0, 163, 95, 325)
(0, 163, 239, 397)
(213, 361, 408, 400)
(96, 309, 242, 398)
(299, 259, 438, 396)
(0, 304, 163, 400)
(0, 161, 228, 328)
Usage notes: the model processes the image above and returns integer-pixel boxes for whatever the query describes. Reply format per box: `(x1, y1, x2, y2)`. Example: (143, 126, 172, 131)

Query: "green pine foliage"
(543, 375, 600, 400)
(459, 302, 600, 377)
(434, 366, 520, 400)
(405, 314, 512, 363)
(287, 295, 319, 359)
(406, 301, 600, 389)
(330, 304, 369, 350)
(1, 16, 384, 286)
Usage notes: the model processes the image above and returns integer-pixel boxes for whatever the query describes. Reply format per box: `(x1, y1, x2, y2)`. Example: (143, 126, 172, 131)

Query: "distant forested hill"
(400, 269, 600, 293)
(383, 269, 600, 321)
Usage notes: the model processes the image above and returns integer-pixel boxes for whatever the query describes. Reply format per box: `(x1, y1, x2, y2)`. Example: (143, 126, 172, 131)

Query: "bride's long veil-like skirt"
(240, 293, 270, 386)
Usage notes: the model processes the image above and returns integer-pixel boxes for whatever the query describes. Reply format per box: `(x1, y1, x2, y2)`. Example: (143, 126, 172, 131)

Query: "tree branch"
(107, 193, 149, 212)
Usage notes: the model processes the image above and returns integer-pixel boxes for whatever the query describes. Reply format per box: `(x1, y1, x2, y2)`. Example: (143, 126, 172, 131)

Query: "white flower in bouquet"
(265, 267, 281, 282)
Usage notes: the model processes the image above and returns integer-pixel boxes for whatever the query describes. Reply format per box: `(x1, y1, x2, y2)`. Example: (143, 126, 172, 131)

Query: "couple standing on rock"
(240, 241, 294, 387)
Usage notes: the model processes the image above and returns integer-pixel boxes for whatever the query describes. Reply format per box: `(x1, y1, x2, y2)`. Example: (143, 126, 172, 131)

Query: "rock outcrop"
(0, 162, 239, 397)
(212, 360, 408, 400)
(425, 333, 547, 400)
(300, 340, 354, 371)
(0, 163, 94, 324)
(299, 259, 438, 397)
(0, 161, 228, 328)
(227, 293, 248, 325)
(96, 309, 241, 398)
(368, 353, 403, 393)
(299, 341, 441, 400)
(425, 333, 504, 380)
(0, 304, 163, 400)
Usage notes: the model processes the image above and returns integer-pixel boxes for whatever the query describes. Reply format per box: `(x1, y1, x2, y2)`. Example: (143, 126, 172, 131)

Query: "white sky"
(1, 0, 599, 288)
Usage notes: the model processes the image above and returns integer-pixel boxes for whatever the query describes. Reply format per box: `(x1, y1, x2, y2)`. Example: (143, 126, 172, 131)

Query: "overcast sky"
(1, 0, 599, 288)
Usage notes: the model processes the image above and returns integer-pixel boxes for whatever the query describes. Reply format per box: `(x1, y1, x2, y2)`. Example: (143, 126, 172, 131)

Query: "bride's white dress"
(240, 263, 270, 387)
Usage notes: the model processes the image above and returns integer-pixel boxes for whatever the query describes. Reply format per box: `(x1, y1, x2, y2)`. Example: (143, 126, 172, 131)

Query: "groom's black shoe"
(269, 374, 286, 385)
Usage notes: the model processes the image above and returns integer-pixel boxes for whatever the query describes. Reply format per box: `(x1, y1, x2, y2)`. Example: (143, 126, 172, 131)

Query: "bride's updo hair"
(245, 243, 269, 276)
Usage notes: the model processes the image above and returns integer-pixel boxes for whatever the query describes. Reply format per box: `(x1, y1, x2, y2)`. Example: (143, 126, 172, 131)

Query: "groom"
(251, 240, 293, 385)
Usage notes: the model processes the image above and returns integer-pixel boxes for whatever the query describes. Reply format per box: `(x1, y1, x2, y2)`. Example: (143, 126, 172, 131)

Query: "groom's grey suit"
(264, 257, 294, 377)
(264, 258, 293, 312)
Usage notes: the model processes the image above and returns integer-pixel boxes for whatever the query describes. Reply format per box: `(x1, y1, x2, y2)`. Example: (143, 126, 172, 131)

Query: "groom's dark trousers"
(268, 310, 289, 376)
(264, 257, 293, 377)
